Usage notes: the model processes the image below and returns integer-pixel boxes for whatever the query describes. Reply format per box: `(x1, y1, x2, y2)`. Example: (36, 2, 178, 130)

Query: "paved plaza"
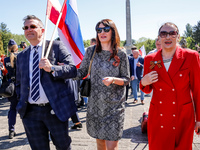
(0, 92, 200, 150)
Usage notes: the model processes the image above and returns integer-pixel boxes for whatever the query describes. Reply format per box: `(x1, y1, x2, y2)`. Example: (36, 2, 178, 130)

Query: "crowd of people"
(0, 14, 200, 150)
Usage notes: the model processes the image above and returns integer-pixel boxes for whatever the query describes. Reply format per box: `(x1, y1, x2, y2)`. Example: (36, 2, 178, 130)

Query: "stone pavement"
(0, 93, 200, 150)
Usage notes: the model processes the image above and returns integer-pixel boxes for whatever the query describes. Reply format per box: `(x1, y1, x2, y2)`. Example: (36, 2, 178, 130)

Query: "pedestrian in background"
(140, 22, 200, 150)
(129, 46, 144, 104)
(147, 38, 162, 55)
(2, 39, 18, 139)
(75, 19, 130, 150)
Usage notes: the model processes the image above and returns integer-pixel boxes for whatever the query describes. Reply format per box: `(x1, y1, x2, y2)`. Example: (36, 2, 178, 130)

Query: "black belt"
(28, 102, 50, 107)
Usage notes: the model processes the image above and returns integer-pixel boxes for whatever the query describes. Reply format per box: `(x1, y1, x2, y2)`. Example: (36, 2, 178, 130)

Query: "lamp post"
(125, 0, 132, 54)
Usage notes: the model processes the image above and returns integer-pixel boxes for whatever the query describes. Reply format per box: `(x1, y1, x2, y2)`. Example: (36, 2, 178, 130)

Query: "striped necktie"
(31, 46, 40, 101)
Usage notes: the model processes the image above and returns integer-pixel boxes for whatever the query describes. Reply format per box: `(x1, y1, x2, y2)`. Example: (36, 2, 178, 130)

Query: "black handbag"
(0, 81, 15, 97)
(80, 46, 96, 97)
(80, 78, 91, 97)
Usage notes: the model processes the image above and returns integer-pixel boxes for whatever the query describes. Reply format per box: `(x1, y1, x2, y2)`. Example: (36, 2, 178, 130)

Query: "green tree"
(0, 22, 12, 55)
(136, 37, 155, 54)
(186, 37, 196, 50)
(120, 40, 126, 47)
(83, 40, 90, 48)
(192, 21, 200, 44)
(0, 32, 4, 55)
(184, 23, 193, 37)
(11, 34, 29, 51)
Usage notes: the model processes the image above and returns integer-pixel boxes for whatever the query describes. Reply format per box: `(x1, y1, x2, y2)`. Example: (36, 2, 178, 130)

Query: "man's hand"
(0, 66, 4, 71)
(136, 62, 141, 67)
(39, 58, 52, 72)
(131, 76, 135, 80)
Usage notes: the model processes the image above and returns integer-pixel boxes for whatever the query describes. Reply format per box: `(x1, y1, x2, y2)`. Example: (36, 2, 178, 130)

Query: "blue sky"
(0, 0, 200, 42)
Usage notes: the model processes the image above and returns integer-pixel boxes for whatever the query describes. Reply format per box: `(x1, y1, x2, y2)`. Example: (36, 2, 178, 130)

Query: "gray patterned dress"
(76, 45, 130, 141)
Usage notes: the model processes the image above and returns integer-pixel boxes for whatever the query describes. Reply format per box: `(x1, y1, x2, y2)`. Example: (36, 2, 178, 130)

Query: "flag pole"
(41, 14, 48, 59)
(44, 0, 67, 59)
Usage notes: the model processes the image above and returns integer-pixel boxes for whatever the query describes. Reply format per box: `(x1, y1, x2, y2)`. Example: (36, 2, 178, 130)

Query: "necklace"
(163, 57, 172, 63)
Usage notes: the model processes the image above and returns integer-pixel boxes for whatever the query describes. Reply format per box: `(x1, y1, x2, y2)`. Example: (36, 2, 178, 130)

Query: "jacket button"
(159, 88, 162, 91)
(173, 102, 175, 104)
(161, 126, 164, 128)
(179, 74, 182, 77)
(160, 114, 163, 116)
(160, 101, 162, 104)
(173, 114, 175, 117)
(173, 127, 175, 130)
(28, 87, 30, 90)
(172, 89, 175, 91)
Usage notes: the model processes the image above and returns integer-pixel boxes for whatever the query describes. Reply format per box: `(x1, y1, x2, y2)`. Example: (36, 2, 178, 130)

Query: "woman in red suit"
(140, 22, 200, 150)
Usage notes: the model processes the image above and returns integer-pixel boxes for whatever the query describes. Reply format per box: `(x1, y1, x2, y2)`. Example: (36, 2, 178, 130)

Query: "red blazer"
(140, 47, 200, 150)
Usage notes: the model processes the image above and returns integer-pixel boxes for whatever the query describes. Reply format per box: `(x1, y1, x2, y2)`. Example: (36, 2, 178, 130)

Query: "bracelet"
(112, 77, 115, 84)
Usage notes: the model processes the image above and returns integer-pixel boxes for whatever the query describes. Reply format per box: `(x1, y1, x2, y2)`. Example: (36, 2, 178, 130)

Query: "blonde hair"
(8, 45, 18, 68)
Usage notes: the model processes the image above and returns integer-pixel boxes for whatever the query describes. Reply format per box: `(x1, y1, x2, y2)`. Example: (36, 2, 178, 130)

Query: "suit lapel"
(153, 50, 174, 88)
(168, 47, 185, 79)
(24, 47, 31, 81)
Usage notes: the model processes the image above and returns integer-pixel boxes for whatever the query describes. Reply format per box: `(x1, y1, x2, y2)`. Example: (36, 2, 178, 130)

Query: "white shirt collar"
(30, 41, 43, 50)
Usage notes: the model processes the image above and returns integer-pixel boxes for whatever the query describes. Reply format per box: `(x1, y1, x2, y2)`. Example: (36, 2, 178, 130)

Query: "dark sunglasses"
(198, 51, 200, 53)
(22, 25, 39, 30)
(113, 55, 120, 67)
(96, 26, 111, 33)
(159, 31, 178, 38)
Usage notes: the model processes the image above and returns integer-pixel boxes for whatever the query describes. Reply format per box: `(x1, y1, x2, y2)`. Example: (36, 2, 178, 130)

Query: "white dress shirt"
(28, 41, 49, 104)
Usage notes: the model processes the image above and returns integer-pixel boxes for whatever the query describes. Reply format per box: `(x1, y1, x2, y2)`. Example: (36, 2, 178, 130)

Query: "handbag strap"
(87, 46, 96, 77)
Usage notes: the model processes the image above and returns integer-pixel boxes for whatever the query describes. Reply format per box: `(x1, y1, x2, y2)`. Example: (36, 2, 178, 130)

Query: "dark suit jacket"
(16, 40, 77, 122)
(129, 56, 144, 81)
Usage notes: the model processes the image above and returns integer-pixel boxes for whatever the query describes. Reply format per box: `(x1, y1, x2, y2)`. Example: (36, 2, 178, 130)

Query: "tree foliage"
(192, 21, 200, 44)
(0, 32, 4, 55)
(185, 37, 196, 50)
(184, 23, 193, 38)
(83, 40, 90, 48)
(0, 22, 12, 55)
(136, 37, 155, 54)
(11, 34, 29, 52)
(0, 22, 29, 55)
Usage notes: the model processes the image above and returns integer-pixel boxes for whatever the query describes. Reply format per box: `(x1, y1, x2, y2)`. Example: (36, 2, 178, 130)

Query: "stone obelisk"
(125, 0, 132, 54)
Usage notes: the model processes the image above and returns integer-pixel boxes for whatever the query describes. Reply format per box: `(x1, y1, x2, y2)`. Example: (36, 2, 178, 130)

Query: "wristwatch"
(50, 66, 56, 73)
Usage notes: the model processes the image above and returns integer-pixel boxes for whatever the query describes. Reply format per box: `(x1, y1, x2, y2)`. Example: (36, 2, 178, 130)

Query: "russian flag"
(46, 0, 85, 68)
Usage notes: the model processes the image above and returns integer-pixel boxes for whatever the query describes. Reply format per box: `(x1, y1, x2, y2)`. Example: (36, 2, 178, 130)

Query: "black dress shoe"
(71, 123, 83, 129)
(9, 131, 16, 139)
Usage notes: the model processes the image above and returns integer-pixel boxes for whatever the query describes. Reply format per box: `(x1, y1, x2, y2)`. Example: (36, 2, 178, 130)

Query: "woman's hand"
(195, 121, 200, 135)
(141, 71, 158, 86)
(102, 77, 113, 86)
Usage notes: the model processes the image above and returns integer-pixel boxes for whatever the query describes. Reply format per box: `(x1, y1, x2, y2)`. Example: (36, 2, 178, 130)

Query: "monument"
(125, 0, 132, 54)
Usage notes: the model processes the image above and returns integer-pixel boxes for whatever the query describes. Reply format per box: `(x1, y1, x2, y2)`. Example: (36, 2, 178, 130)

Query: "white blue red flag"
(46, 0, 85, 68)
(139, 45, 146, 58)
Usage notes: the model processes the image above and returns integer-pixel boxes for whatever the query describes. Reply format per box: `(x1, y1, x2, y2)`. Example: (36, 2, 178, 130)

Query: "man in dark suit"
(16, 15, 77, 150)
(129, 46, 145, 104)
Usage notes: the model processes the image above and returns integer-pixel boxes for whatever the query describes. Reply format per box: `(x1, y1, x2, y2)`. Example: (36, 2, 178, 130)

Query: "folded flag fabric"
(47, 0, 85, 68)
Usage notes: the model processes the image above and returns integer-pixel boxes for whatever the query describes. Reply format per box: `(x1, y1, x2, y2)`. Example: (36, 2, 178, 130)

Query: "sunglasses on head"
(22, 24, 39, 30)
(96, 26, 111, 33)
(159, 31, 178, 38)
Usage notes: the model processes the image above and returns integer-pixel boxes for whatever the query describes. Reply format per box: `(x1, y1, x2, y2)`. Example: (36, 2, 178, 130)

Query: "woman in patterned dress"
(76, 19, 130, 150)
